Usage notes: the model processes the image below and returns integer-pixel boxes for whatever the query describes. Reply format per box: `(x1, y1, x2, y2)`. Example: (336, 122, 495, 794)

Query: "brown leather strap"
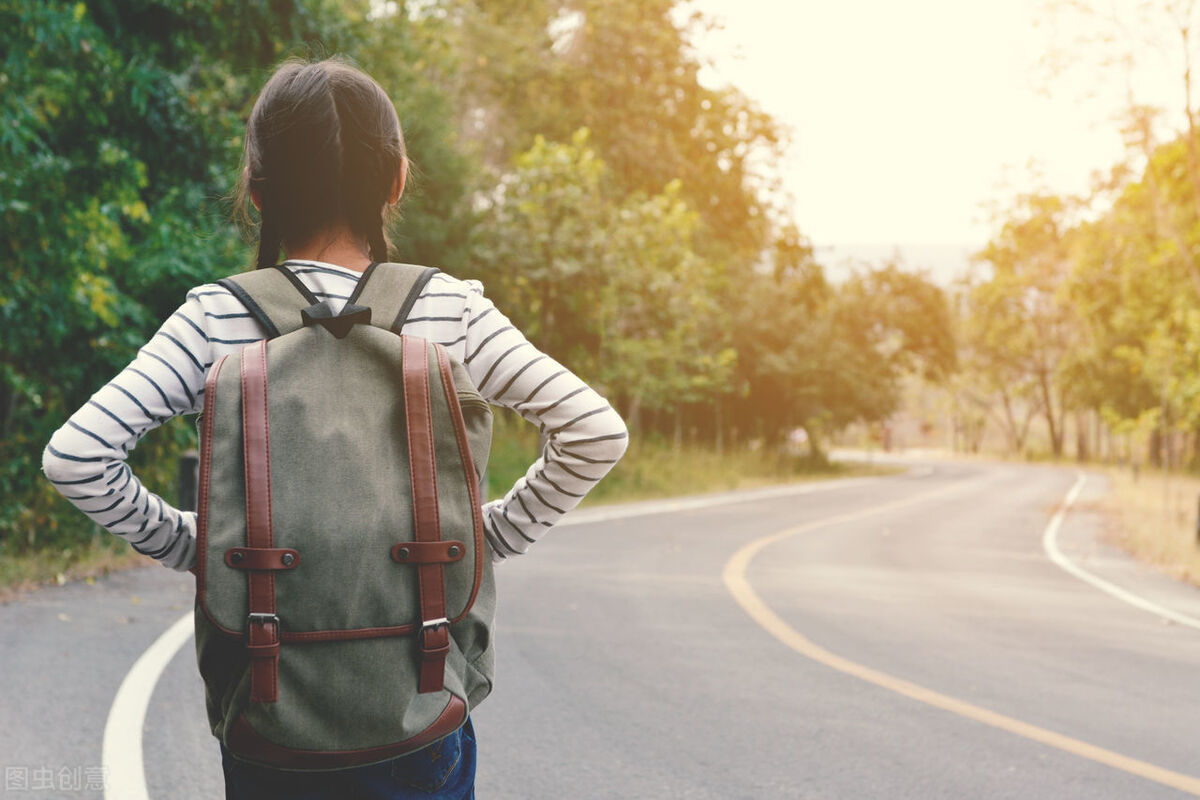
(226, 547, 299, 570)
(401, 335, 448, 694)
(391, 540, 465, 565)
(434, 345, 486, 618)
(195, 354, 228, 590)
(241, 340, 280, 703)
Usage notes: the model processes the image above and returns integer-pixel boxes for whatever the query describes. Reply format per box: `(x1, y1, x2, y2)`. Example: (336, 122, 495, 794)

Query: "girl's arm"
(460, 284, 629, 561)
(41, 292, 215, 572)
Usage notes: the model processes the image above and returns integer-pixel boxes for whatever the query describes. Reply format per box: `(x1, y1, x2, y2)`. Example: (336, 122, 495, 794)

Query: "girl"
(42, 57, 628, 799)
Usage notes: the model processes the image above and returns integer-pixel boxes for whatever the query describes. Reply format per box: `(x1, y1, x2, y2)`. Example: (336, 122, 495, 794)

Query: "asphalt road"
(5, 460, 1200, 799)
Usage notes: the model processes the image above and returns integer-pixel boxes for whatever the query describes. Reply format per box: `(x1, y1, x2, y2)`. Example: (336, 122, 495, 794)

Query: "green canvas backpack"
(193, 262, 495, 771)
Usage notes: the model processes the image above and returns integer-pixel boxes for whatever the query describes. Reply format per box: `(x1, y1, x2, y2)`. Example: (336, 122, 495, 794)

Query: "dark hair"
(236, 58, 406, 269)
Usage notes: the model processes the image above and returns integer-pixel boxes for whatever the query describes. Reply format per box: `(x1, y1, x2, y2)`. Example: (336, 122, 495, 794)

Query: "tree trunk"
(995, 388, 1039, 455)
(1037, 370, 1063, 457)
(538, 280, 554, 351)
(803, 423, 825, 463)
(999, 390, 1022, 453)
(714, 398, 724, 455)
(0, 377, 13, 443)
(626, 394, 642, 434)
(1075, 411, 1088, 462)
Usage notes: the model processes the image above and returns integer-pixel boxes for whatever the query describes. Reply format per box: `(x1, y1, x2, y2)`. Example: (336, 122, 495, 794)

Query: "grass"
(566, 442, 892, 505)
(486, 411, 897, 506)
(0, 534, 151, 603)
(1101, 466, 1200, 587)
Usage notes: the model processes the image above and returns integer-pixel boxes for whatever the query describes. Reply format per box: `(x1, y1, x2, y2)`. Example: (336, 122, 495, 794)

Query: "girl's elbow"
(608, 432, 630, 464)
(598, 413, 631, 463)
(41, 441, 71, 485)
(41, 431, 93, 486)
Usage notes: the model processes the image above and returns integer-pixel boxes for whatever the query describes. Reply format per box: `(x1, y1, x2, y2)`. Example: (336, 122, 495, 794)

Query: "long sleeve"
(460, 286, 629, 561)
(41, 292, 217, 572)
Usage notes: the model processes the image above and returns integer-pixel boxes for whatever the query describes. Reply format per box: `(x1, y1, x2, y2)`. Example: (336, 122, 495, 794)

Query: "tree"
(968, 193, 1078, 455)
(446, 0, 783, 266)
(0, 0, 475, 547)
(474, 128, 732, 425)
(1041, 0, 1200, 289)
(731, 246, 955, 458)
(1065, 132, 1200, 464)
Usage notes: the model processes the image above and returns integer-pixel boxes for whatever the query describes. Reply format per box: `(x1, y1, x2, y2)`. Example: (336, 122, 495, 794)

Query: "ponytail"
(367, 216, 389, 263)
(256, 213, 283, 269)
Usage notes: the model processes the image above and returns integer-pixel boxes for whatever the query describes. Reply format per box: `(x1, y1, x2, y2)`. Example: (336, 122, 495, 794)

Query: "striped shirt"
(41, 260, 629, 571)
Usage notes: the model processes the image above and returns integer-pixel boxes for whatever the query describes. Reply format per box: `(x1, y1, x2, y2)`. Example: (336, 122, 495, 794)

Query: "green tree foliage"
(962, 121, 1200, 464)
(353, 3, 476, 267)
(455, 1, 951, 452)
(448, 0, 782, 263)
(966, 194, 1077, 456)
(0, 0, 471, 549)
(1063, 132, 1200, 458)
(1, 0, 257, 544)
(475, 129, 734, 418)
(730, 240, 954, 455)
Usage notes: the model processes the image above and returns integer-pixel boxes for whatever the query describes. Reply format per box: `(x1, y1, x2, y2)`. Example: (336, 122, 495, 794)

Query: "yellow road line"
(722, 477, 1200, 796)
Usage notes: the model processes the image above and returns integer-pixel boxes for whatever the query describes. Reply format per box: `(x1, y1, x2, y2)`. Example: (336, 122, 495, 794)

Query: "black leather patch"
(301, 301, 372, 339)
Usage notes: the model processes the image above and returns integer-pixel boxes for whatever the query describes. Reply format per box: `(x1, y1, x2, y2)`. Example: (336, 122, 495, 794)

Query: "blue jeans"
(220, 718, 476, 800)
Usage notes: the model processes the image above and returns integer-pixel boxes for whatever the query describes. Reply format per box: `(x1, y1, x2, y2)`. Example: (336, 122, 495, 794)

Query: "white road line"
(99, 467, 923, 795)
(1042, 472, 1200, 631)
(102, 611, 194, 800)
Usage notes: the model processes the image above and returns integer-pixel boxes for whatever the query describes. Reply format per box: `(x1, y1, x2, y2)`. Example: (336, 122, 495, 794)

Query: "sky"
(687, 0, 1186, 278)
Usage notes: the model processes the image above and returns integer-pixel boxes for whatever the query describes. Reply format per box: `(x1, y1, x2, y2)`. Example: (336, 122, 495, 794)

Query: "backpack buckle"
(248, 612, 280, 628)
(245, 612, 281, 703)
(418, 618, 450, 651)
(417, 618, 451, 694)
(246, 612, 281, 658)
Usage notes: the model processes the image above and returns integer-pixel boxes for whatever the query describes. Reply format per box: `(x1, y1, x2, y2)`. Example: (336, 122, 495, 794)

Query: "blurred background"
(3, 0, 1198, 586)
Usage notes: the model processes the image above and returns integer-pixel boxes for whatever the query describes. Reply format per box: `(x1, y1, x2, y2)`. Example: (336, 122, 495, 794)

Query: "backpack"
(193, 262, 495, 771)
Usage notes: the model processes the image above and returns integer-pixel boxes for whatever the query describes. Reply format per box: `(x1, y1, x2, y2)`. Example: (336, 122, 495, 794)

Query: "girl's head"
(237, 58, 406, 268)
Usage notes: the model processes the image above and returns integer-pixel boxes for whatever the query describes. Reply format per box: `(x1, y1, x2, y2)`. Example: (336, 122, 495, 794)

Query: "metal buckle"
(245, 612, 280, 656)
(247, 612, 279, 628)
(419, 617, 449, 648)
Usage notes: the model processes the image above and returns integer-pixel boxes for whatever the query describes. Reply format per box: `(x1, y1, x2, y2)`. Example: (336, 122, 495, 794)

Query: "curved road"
(5, 460, 1200, 798)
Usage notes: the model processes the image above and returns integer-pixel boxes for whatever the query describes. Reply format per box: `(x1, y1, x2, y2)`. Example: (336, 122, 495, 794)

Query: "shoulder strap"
(352, 263, 439, 334)
(217, 266, 319, 339)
